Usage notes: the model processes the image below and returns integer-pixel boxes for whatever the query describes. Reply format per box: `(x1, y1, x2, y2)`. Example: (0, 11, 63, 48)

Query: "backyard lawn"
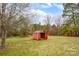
(0, 36, 79, 56)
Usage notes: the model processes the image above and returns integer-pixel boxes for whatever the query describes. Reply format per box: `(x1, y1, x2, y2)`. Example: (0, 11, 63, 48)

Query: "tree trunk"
(1, 30, 7, 48)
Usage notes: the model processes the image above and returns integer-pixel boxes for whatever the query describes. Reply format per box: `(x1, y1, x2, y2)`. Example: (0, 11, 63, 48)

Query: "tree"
(32, 23, 42, 32)
(44, 14, 53, 33)
(54, 15, 63, 27)
(0, 3, 7, 48)
(49, 25, 58, 35)
(63, 3, 79, 26)
(61, 3, 79, 36)
(0, 3, 31, 48)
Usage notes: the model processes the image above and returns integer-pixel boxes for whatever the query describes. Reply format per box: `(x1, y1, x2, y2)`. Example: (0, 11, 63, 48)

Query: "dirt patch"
(63, 44, 79, 54)
(7, 44, 22, 48)
(26, 41, 32, 44)
(63, 44, 69, 49)
(25, 40, 32, 44)
(38, 44, 53, 49)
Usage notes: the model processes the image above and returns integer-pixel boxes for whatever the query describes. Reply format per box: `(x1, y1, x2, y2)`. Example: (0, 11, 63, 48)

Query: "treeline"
(60, 3, 79, 37)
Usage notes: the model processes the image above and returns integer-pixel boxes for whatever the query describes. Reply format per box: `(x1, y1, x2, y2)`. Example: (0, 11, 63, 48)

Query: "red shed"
(33, 31, 48, 40)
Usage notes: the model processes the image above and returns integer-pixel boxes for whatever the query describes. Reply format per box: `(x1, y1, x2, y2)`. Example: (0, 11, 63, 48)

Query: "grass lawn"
(0, 36, 79, 56)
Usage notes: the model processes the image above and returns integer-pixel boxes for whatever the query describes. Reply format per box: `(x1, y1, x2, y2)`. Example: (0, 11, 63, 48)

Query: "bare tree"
(0, 3, 31, 48)
(44, 14, 53, 33)
(54, 15, 63, 27)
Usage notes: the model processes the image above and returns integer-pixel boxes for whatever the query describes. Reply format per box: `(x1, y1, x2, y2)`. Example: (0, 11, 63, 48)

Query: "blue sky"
(31, 3, 64, 25)
(32, 3, 64, 15)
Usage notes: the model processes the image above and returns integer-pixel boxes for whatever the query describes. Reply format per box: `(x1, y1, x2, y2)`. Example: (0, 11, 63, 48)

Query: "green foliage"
(71, 25, 79, 30)
(7, 15, 32, 37)
(59, 25, 70, 35)
(61, 3, 79, 36)
(63, 3, 79, 26)
(32, 23, 45, 32)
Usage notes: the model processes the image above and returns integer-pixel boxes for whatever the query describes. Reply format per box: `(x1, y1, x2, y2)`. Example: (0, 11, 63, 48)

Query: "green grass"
(0, 36, 79, 56)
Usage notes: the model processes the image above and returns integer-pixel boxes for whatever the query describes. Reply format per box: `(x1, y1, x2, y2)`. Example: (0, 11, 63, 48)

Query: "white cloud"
(40, 3, 64, 10)
(53, 4, 64, 10)
(47, 3, 52, 7)
(41, 3, 52, 8)
(41, 5, 49, 8)
(30, 9, 48, 24)
(31, 9, 47, 17)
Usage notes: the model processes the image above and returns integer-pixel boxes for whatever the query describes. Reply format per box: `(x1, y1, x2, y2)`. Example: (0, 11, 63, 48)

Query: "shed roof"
(34, 31, 43, 33)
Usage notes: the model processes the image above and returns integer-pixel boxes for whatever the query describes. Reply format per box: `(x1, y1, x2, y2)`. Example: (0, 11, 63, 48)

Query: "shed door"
(41, 33, 45, 39)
